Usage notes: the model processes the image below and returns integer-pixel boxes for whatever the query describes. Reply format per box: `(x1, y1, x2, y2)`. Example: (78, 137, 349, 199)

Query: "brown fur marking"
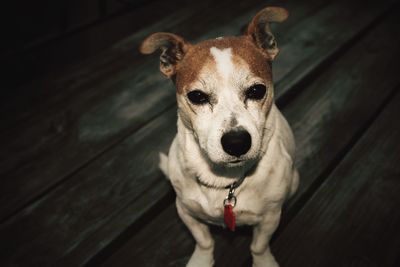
(175, 36, 273, 94)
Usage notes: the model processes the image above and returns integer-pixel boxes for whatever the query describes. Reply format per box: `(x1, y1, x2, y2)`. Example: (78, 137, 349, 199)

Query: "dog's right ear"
(140, 32, 190, 78)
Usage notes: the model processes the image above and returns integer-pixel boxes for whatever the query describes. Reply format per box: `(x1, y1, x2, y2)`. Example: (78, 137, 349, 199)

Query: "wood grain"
(98, 6, 400, 267)
(273, 92, 400, 267)
(0, 0, 272, 222)
(0, 0, 190, 89)
(0, 0, 329, 222)
(0, 1, 398, 267)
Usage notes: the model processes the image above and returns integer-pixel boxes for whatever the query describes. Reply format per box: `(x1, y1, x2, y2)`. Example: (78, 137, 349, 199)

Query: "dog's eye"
(245, 84, 267, 100)
(187, 90, 209, 105)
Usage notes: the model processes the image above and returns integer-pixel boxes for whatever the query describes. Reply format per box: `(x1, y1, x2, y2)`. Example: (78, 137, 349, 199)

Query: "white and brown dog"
(140, 6, 299, 267)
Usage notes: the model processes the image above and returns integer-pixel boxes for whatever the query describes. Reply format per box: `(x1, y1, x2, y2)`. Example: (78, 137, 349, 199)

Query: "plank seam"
(1, 0, 166, 60)
(0, 102, 176, 225)
(2, 1, 395, 265)
(85, 4, 400, 265)
(273, 0, 400, 232)
(274, 85, 400, 242)
(83, 189, 176, 267)
(239, 84, 400, 267)
(276, 1, 397, 109)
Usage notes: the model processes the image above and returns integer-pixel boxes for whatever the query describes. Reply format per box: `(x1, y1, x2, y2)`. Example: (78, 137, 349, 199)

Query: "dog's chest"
(182, 186, 270, 226)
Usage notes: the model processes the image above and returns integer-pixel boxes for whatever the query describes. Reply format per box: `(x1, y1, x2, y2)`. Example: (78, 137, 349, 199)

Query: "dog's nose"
(221, 129, 251, 157)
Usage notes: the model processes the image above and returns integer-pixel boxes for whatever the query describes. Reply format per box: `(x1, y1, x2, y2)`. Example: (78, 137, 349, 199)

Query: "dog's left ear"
(140, 32, 191, 78)
(246, 7, 288, 60)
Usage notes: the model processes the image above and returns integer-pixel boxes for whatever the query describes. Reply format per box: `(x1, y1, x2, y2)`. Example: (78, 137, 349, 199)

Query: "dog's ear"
(140, 32, 190, 78)
(246, 7, 288, 60)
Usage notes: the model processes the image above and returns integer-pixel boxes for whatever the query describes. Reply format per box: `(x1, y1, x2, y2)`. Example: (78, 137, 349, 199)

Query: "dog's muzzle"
(221, 127, 251, 157)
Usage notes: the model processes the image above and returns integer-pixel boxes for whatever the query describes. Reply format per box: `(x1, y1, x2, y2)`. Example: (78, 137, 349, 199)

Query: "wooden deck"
(1, 0, 400, 266)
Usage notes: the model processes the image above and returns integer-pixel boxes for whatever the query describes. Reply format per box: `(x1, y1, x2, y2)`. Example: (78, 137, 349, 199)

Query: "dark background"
(1, 0, 179, 90)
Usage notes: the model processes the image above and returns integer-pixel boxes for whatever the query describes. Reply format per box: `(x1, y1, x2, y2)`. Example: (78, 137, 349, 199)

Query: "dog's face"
(141, 7, 288, 167)
(174, 37, 274, 166)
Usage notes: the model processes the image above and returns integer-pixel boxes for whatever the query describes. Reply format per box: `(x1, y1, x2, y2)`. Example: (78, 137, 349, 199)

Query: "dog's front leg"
(251, 208, 282, 267)
(176, 199, 214, 267)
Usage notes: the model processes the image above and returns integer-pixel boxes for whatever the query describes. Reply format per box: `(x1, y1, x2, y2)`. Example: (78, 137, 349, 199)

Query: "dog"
(140, 6, 299, 267)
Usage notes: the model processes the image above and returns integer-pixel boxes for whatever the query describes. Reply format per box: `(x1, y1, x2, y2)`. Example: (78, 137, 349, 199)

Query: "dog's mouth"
(225, 159, 246, 167)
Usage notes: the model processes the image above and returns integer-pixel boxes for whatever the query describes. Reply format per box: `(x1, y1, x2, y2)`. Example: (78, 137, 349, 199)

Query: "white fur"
(210, 47, 233, 82)
(159, 152, 169, 178)
(176, 47, 267, 177)
(163, 47, 299, 267)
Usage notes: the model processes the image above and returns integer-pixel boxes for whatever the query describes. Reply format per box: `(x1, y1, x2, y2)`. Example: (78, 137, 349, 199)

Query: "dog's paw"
(252, 249, 279, 267)
(186, 245, 214, 267)
(159, 152, 169, 178)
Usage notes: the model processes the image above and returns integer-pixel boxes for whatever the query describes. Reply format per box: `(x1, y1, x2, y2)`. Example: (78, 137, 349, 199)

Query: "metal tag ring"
(223, 195, 237, 207)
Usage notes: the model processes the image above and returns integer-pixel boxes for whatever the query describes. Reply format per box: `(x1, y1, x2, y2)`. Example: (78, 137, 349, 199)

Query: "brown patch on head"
(140, 6, 287, 91)
(174, 43, 214, 94)
(175, 36, 272, 94)
(229, 36, 273, 81)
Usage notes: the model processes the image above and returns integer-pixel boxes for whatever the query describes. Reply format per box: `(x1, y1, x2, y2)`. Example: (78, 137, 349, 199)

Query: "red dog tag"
(224, 203, 236, 231)
(224, 183, 237, 231)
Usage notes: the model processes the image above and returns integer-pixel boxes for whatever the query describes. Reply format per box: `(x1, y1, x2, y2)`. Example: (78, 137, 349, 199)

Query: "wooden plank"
(3, 0, 304, 266)
(272, 92, 400, 267)
(0, 0, 328, 222)
(0, 0, 369, 224)
(0, 0, 274, 222)
(0, 111, 177, 267)
(0, 0, 325, 128)
(0, 0, 205, 90)
(99, 6, 400, 267)
(0, 1, 395, 266)
(0, 0, 274, 129)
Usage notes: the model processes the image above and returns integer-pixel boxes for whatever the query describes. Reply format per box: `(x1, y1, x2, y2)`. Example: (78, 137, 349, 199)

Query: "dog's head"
(140, 7, 288, 167)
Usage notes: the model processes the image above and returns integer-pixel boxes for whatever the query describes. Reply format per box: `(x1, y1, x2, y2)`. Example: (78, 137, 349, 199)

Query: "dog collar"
(195, 175, 245, 190)
(196, 175, 245, 231)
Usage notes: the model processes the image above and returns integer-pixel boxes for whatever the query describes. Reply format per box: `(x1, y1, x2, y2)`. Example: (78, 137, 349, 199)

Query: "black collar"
(196, 174, 246, 190)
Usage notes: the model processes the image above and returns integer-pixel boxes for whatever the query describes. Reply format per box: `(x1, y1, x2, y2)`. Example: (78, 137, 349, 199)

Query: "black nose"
(221, 129, 252, 157)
